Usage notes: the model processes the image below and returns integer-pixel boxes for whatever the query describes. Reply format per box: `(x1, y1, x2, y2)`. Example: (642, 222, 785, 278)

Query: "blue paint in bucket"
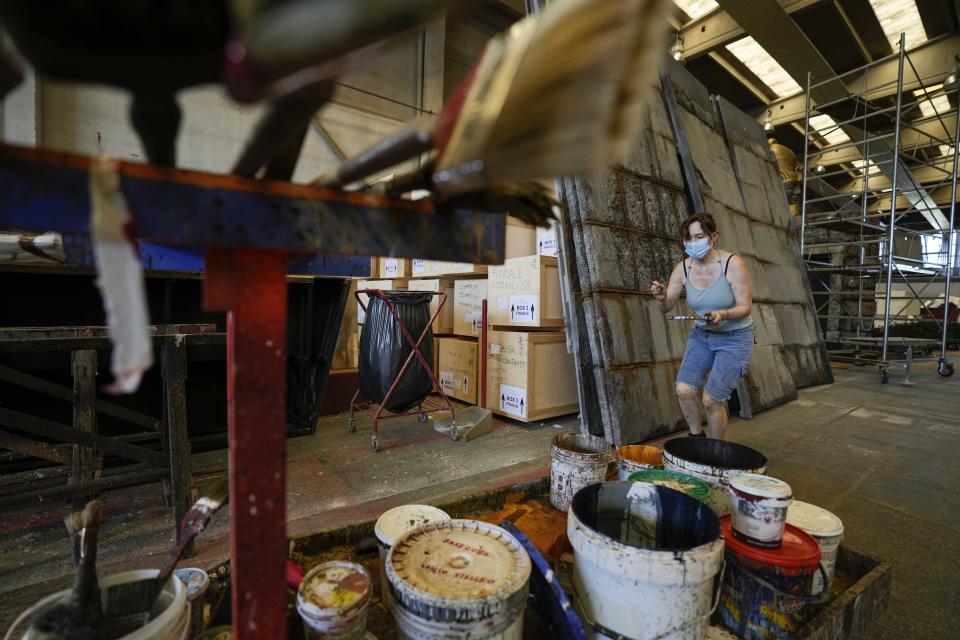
(718, 515, 822, 639)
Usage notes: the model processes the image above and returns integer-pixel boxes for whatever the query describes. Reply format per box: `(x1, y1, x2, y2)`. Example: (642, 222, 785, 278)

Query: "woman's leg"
(703, 327, 755, 440)
(702, 392, 728, 439)
(676, 382, 704, 435)
(675, 328, 714, 435)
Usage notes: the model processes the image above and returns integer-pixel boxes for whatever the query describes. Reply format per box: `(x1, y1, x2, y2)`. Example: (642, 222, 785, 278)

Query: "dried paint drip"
(663, 437, 767, 486)
(550, 433, 614, 512)
(296, 561, 372, 639)
(567, 482, 724, 639)
(385, 520, 531, 639)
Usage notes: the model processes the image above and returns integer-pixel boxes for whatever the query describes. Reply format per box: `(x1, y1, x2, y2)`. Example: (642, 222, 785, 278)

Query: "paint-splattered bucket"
(550, 433, 614, 512)
(567, 481, 725, 639)
(374, 505, 450, 599)
(718, 515, 824, 640)
(627, 468, 710, 503)
(729, 474, 793, 548)
(296, 561, 372, 639)
(385, 519, 531, 640)
(174, 568, 209, 639)
(786, 501, 844, 595)
(616, 445, 663, 480)
(663, 437, 767, 486)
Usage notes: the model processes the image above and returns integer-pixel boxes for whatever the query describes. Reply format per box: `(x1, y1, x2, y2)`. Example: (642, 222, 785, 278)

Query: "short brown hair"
(679, 213, 717, 242)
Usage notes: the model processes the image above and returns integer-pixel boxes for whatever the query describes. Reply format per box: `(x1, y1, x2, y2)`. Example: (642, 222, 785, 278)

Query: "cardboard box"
(331, 280, 360, 370)
(505, 216, 537, 259)
(453, 279, 488, 337)
(488, 255, 563, 328)
(378, 257, 411, 279)
(357, 278, 409, 324)
(410, 259, 487, 278)
(437, 336, 479, 404)
(485, 330, 577, 422)
(408, 278, 455, 334)
(536, 220, 558, 257)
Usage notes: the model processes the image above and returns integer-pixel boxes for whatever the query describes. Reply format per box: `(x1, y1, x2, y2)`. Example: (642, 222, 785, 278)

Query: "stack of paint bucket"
(374, 504, 451, 599)
(384, 519, 532, 639)
(718, 473, 823, 639)
(786, 501, 845, 595)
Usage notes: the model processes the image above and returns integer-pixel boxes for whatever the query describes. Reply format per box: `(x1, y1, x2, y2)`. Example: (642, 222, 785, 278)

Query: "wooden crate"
(488, 255, 563, 328)
(505, 216, 537, 259)
(536, 220, 558, 257)
(356, 278, 409, 324)
(453, 279, 488, 337)
(408, 278, 455, 334)
(485, 330, 577, 422)
(377, 257, 411, 279)
(436, 336, 479, 404)
(410, 259, 487, 278)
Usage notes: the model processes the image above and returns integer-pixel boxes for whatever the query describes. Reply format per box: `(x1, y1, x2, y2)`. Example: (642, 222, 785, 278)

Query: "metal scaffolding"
(800, 33, 958, 383)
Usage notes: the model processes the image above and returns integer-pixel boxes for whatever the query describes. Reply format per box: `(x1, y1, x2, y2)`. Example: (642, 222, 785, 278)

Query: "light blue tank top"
(683, 255, 753, 332)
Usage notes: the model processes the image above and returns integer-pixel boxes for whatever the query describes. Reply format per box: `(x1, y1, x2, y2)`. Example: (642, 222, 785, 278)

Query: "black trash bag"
(359, 291, 435, 413)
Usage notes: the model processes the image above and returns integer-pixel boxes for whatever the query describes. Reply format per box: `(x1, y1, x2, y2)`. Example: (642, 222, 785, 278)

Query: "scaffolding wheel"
(371, 435, 379, 452)
(879, 368, 889, 384)
(417, 411, 429, 423)
(348, 416, 357, 433)
(938, 361, 954, 378)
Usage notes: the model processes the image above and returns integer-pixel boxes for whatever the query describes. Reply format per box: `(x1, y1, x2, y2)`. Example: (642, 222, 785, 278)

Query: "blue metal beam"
(0, 144, 505, 263)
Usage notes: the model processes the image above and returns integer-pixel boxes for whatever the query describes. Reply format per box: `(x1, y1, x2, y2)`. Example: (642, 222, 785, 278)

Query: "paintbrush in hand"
(102, 479, 229, 619)
(319, 0, 671, 193)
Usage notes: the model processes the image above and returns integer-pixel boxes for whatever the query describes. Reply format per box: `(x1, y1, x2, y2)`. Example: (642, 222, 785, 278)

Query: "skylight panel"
(913, 85, 953, 156)
(867, 0, 927, 50)
(809, 114, 851, 145)
(673, 1, 718, 20)
(726, 37, 802, 98)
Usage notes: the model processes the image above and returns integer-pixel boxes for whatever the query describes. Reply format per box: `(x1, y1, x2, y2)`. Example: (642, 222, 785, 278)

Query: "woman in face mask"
(650, 213, 754, 439)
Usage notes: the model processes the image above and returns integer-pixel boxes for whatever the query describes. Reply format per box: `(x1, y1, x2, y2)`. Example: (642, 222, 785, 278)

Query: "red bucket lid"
(720, 515, 820, 570)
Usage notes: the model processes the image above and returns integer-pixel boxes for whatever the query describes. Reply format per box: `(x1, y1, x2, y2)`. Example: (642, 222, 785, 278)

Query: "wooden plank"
(0, 465, 161, 508)
(0, 363, 162, 431)
(0, 430, 71, 464)
(162, 335, 194, 554)
(0, 407, 164, 467)
(70, 350, 97, 505)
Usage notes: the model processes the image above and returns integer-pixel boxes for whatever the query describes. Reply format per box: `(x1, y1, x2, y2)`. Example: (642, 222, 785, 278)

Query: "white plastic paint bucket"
(786, 500, 844, 594)
(567, 481, 724, 639)
(385, 519, 531, 640)
(174, 567, 209, 639)
(729, 474, 793, 548)
(551, 433, 614, 512)
(296, 561, 372, 640)
(663, 437, 767, 487)
(4, 569, 189, 640)
(616, 445, 663, 480)
(374, 504, 450, 599)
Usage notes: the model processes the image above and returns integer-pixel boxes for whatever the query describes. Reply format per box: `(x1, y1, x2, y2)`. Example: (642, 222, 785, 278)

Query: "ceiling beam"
(840, 156, 957, 192)
(811, 112, 958, 165)
(679, 0, 828, 61)
(716, 0, 950, 230)
(765, 34, 960, 126)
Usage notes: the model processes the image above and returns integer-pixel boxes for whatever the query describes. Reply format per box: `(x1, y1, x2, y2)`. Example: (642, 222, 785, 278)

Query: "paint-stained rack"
(0, 142, 507, 640)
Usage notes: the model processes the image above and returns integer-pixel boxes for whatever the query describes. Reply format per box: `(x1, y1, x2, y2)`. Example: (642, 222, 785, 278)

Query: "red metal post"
(204, 248, 288, 639)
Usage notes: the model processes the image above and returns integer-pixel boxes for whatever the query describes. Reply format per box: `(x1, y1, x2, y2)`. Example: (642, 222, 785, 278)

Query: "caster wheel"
(371, 436, 379, 453)
(880, 370, 889, 384)
(853, 358, 866, 367)
(418, 412, 428, 423)
(939, 362, 954, 377)
(348, 417, 357, 433)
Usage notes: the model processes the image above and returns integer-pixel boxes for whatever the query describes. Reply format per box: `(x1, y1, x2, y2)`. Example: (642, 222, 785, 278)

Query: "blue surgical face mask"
(684, 237, 711, 259)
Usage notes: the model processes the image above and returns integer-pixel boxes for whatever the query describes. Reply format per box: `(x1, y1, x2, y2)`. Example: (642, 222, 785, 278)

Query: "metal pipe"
(800, 70, 812, 258)
(882, 33, 907, 364)
(941, 85, 960, 359)
(806, 48, 903, 89)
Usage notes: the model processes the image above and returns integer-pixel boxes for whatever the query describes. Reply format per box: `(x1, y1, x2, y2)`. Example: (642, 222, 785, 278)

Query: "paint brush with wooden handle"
(102, 479, 229, 619)
(319, 0, 671, 192)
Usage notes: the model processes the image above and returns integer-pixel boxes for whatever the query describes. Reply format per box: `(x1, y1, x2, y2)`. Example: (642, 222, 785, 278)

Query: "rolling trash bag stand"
(350, 289, 454, 452)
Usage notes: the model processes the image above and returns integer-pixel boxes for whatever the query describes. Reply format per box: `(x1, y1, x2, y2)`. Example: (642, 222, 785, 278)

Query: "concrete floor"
(2, 360, 958, 638)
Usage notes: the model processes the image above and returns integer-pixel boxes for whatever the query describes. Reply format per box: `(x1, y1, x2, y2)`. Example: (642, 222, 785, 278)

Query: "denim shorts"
(676, 325, 755, 401)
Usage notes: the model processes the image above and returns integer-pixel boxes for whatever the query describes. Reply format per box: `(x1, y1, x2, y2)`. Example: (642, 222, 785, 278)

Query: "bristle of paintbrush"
(434, 0, 672, 193)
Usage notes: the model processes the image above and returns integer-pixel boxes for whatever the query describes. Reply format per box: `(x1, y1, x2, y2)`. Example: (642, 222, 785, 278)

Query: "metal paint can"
(174, 567, 209, 638)
(728, 474, 793, 548)
(374, 505, 450, 599)
(616, 445, 663, 480)
(385, 519, 531, 640)
(786, 501, 844, 594)
(550, 433, 613, 512)
(567, 481, 724, 639)
(663, 437, 767, 486)
(718, 515, 821, 639)
(297, 561, 372, 639)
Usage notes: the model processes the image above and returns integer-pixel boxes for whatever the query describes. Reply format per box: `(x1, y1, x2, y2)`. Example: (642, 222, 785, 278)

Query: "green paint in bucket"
(628, 469, 711, 503)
